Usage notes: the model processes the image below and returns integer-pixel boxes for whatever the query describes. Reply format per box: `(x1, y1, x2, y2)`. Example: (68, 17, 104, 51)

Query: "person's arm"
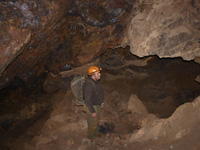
(83, 81, 95, 114)
(101, 103, 104, 109)
(92, 112, 96, 117)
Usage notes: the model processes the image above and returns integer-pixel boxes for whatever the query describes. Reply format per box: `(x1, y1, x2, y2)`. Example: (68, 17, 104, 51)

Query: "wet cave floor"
(0, 56, 200, 149)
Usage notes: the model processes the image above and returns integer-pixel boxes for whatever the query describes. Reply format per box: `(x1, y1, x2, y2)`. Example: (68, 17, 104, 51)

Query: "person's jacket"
(83, 78, 104, 113)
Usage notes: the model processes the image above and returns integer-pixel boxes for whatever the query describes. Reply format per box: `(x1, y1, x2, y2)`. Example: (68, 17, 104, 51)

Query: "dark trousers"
(84, 104, 101, 139)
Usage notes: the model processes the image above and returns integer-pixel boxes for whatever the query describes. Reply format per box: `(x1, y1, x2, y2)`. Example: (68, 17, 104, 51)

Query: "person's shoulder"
(85, 78, 94, 83)
(85, 78, 96, 87)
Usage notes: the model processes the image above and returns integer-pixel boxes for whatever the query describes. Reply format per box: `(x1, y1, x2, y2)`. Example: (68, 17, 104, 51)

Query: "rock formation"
(0, 0, 200, 150)
(0, 0, 133, 90)
(123, 0, 200, 60)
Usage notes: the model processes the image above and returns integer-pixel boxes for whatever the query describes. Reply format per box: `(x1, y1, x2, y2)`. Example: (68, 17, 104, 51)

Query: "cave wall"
(123, 0, 200, 60)
(0, 0, 134, 90)
(0, 1, 200, 148)
(0, 0, 200, 89)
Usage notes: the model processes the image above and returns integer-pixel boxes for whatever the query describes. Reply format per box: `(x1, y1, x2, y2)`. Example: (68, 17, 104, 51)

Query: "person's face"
(93, 72, 101, 81)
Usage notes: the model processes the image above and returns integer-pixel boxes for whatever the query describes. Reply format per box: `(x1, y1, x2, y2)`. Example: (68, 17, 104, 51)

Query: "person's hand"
(101, 103, 104, 109)
(92, 112, 97, 117)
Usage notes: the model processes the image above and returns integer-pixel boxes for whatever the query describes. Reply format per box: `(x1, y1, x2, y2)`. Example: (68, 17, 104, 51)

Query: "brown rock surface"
(0, 0, 200, 89)
(127, 94, 148, 115)
(123, 0, 200, 60)
(0, 0, 132, 90)
(0, 0, 200, 150)
(128, 96, 200, 150)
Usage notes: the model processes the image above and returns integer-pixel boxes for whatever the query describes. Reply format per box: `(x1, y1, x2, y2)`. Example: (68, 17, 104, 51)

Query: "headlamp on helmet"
(88, 66, 102, 75)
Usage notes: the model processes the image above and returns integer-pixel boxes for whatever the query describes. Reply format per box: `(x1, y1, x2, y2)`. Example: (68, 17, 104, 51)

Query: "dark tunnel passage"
(101, 54, 200, 118)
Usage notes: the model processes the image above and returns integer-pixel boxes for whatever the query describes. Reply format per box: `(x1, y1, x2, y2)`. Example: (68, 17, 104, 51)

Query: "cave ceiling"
(0, 0, 200, 90)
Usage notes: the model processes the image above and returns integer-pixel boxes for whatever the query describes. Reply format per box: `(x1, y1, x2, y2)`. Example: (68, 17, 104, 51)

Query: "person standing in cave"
(83, 66, 104, 140)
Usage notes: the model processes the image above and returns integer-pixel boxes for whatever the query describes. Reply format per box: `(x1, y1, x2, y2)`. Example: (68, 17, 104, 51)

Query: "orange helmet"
(88, 66, 101, 75)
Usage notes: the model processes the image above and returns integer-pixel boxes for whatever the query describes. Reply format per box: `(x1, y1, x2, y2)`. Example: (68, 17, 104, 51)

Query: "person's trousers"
(83, 104, 101, 139)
